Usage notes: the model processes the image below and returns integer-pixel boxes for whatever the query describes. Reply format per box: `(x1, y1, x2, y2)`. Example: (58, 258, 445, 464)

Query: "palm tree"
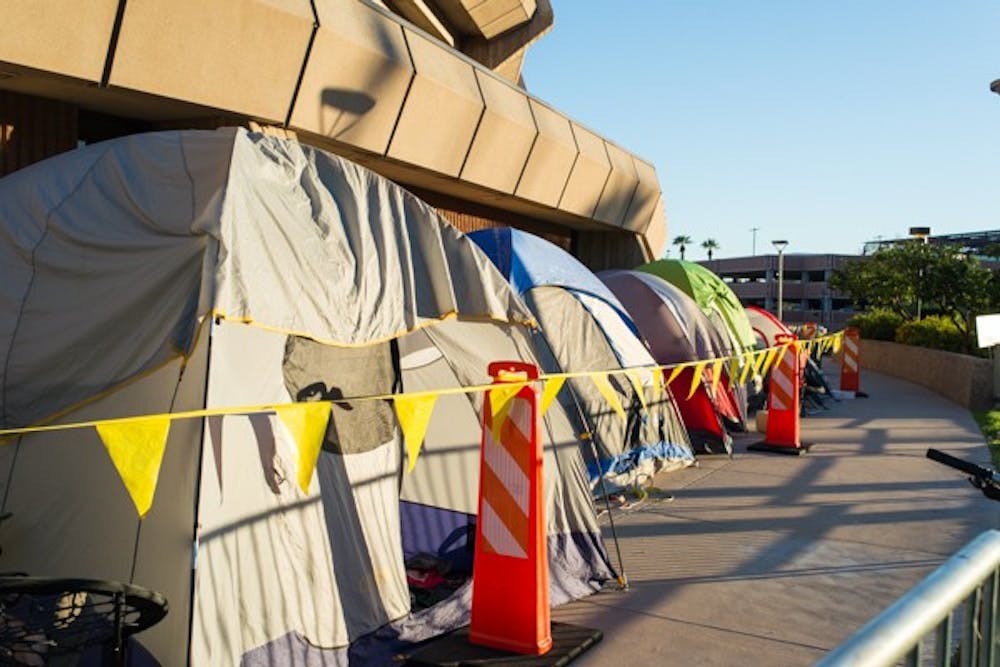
(672, 235, 693, 260)
(702, 238, 720, 261)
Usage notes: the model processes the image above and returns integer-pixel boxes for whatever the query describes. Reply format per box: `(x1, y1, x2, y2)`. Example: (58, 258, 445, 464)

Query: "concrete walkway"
(552, 369, 1000, 666)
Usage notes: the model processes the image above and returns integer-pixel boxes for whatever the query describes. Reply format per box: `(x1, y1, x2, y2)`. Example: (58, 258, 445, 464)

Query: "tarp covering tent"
(636, 259, 756, 354)
(467, 228, 694, 490)
(599, 270, 738, 455)
(0, 128, 611, 665)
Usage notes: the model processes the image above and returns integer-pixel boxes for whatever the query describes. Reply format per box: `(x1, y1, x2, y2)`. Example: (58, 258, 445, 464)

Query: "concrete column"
(765, 268, 775, 311)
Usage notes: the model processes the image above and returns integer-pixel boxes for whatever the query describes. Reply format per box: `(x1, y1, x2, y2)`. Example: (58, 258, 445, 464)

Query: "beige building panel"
(110, 0, 313, 123)
(460, 70, 535, 193)
(387, 29, 483, 177)
(643, 194, 668, 258)
(0, 1, 119, 82)
(594, 141, 640, 227)
(290, 0, 412, 155)
(514, 99, 575, 207)
(558, 123, 610, 219)
(469, 0, 536, 39)
(386, 0, 456, 46)
(622, 156, 662, 233)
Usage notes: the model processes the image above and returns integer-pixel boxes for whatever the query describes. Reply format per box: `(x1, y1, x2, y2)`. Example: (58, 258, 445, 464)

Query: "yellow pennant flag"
(591, 373, 627, 422)
(759, 347, 780, 376)
(650, 367, 663, 402)
(488, 383, 522, 440)
(727, 356, 740, 388)
(394, 394, 438, 473)
(688, 361, 708, 399)
(752, 349, 768, 375)
(711, 359, 724, 397)
(540, 377, 566, 416)
(779, 343, 794, 370)
(666, 364, 685, 389)
(96, 417, 171, 518)
(275, 402, 332, 494)
(624, 370, 648, 410)
(739, 351, 755, 384)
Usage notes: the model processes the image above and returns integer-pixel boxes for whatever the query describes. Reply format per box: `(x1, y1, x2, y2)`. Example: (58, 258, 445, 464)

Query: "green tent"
(636, 259, 756, 353)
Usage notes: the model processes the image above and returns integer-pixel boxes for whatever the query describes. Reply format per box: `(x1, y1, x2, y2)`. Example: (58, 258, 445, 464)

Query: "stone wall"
(859, 339, 994, 411)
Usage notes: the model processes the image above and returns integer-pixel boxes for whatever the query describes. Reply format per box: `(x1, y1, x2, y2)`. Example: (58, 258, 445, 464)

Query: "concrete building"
(701, 254, 855, 329)
(0, 0, 667, 270)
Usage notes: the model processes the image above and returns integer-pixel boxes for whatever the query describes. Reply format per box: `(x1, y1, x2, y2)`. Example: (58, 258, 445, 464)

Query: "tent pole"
(565, 375, 628, 591)
(585, 429, 629, 591)
(128, 356, 189, 584)
(552, 371, 629, 589)
(527, 329, 629, 589)
(389, 338, 405, 492)
(185, 316, 216, 667)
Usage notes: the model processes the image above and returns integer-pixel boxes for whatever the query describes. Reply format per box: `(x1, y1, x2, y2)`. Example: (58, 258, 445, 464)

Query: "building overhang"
(0, 0, 667, 258)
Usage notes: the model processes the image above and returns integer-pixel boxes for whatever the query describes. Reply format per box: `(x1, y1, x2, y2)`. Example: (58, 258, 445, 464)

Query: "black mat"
(747, 440, 813, 456)
(405, 622, 602, 667)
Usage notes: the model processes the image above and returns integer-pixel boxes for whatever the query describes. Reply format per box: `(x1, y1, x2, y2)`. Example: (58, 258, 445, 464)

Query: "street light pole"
(772, 240, 789, 321)
(751, 227, 760, 256)
(909, 226, 930, 320)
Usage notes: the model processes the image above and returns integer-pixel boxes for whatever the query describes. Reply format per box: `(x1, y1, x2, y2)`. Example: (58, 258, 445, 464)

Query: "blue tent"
(469, 228, 695, 490)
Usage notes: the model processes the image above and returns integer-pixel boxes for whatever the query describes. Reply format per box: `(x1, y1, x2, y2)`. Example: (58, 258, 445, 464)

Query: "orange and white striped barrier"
(749, 335, 811, 455)
(840, 326, 861, 392)
(470, 361, 551, 655)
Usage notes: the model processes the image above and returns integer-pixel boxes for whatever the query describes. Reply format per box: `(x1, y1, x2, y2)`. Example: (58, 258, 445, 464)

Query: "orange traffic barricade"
(840, 326, 861, 392)
(469, 361, 551, 655)
(749, 335, 811, 455)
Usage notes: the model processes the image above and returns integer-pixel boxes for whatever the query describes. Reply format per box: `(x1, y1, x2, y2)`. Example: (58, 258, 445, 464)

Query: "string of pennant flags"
(0, 332, 843, 518)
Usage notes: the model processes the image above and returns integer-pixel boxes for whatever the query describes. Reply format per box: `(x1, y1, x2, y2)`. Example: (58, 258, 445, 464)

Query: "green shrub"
(847, 309, 904, 341)
(895, 316, 967, 353)
(974, 410, 1000, 468)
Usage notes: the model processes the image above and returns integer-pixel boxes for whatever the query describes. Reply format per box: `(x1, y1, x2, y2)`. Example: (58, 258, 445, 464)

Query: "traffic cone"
(840, 326, 861, 392)
(469, 361, 552, 655)
(749, 335, 811, 455)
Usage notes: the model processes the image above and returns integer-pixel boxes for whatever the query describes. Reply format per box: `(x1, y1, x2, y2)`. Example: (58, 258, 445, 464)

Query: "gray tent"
(468, 228, 694, 492)
(0, 129, 611, 665)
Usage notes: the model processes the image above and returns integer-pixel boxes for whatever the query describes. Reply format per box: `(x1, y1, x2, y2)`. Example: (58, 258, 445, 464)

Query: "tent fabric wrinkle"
(214, 132, 533, 346)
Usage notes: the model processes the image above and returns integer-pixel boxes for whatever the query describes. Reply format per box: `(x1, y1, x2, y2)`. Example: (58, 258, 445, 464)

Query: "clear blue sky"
(521, 1, 1000, 259)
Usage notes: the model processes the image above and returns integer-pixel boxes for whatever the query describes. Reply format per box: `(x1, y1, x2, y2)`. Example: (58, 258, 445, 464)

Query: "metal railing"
(818, 530, 1000, 667)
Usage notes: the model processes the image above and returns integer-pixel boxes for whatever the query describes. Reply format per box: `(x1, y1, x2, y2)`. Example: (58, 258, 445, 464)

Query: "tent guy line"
(0, 333, 842, 440)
